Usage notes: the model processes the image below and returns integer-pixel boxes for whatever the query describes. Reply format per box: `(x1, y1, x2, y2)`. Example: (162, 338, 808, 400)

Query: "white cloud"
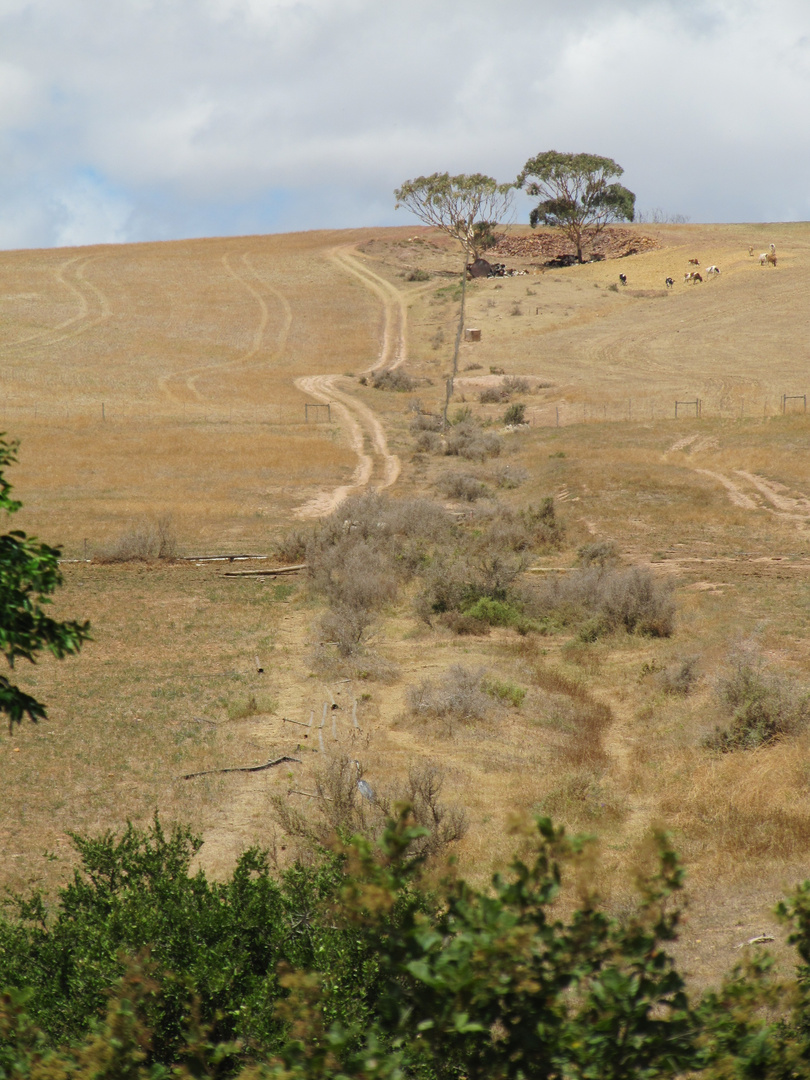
(0, 0, 809, 247)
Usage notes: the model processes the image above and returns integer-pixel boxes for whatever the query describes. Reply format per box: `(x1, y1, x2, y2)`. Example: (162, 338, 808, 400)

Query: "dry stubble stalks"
(271, 754, 467, 861)
(94, 514, 177, 563)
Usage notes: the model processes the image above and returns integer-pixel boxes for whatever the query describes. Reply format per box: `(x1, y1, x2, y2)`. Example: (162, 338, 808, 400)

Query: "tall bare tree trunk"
(443, 252, 469, 430)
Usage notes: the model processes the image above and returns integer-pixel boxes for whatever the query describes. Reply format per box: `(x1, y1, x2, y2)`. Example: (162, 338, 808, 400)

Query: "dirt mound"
(493, 227, 659, 264)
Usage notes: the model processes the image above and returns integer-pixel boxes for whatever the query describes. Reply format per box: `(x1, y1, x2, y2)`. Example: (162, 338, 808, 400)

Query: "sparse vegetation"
(529, 564, 675, 638)
(705, 643, 810, 750)
(372, 368, 416, 392)
(503, 401, 527, 425)
(94, 514, 177, 562)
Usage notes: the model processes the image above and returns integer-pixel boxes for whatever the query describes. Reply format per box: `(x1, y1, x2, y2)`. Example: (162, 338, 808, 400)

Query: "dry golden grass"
(5, 221, 810, 990)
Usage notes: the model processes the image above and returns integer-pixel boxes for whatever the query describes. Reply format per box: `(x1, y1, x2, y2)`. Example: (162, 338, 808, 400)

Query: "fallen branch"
(288, 788, 332, 801)
(181, 755, 301, 780)
(223, 563, 306, 578)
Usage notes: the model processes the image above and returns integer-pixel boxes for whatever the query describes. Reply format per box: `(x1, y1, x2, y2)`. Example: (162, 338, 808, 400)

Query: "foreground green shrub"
(6, 814, 810, 1077)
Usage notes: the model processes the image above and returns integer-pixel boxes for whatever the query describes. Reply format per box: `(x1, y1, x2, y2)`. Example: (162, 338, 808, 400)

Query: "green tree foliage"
(6, 814, 810, 1077)
(517, 151, 636, 263)
(0, 435, 90, 729)
(394, 172, 513, 260)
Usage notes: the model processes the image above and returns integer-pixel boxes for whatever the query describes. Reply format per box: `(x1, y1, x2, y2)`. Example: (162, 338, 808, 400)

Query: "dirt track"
(293, 246, 405, 517)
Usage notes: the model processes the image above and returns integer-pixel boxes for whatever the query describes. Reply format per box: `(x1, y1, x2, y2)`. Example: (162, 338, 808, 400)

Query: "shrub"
(530, 565, 675, 638)
(94, 514, 177, 562)
(405, 268, 430, 281)
(372, 368, 416, 392)
(438, 471, 490, 502)
(444, 420, 502, 461)
(414, 430, 443, 453)
(462, 596, 524, 628)
(406, 664, 491, 731)
(503, 402, 527, 425)
(480, 384, 509, 404)
(577, 540, 620, 568)
(503, 375, 530, 395)
(705, 644, 810, 750)
(410, 411, 443, 432)
(493, 463, 529, 489)
(437, 611, 490, 636)
(658, 655, 700, 696)
(483, 677, 526, 707)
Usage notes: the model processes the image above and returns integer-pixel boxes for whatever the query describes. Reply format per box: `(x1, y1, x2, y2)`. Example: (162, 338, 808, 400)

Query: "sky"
(1, 0, 809, 249)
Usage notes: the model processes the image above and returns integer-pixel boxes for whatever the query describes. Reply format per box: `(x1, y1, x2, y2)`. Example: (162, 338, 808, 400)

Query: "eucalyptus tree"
(517, 151, 635, 263)
(395, 173, 513, 425)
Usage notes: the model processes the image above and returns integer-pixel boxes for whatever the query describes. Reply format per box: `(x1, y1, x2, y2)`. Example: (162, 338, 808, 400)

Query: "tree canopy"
(0, 435, 90, 729)
(394, 172, 513, 260)
(517, 151, 636, 263)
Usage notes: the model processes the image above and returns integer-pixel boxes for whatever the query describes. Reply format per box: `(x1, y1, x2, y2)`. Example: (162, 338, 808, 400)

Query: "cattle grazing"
(706, 265, 720, 275)
(665, 277, 674, 288)
(619, 273, 627, 286)
(766, 253, 777, 267)
(684, 271, 703, 284)
(688, 258, 700, 265)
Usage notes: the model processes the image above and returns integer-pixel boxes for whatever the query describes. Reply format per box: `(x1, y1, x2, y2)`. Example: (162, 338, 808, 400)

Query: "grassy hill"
(2, 221, 810, 990)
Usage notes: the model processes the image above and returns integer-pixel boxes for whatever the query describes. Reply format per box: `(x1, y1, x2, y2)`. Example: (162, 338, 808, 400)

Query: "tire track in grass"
(159, 252, 292, 402)
(0, 254, 110, 355)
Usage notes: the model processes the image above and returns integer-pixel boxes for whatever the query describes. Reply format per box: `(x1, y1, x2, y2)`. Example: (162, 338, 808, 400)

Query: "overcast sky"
(1, 0, 808, 249)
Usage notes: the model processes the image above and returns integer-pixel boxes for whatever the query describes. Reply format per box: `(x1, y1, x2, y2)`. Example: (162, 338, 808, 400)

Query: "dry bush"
(704, 642, 810, 751)
(414, 430, 444, 453)
(480, 384, 509, 405)
(576, 540, 620, 568)
(658, 655, 700, 696)
(319, 603, 378, 657)
(376, 765, 469, 860)
(471, 500, 562, 553)
(372, 368, 416, 392)
(503, 375, 530, 395)
(410, 411, 443, 433)
(274, 525, 310, 565)
(438, 471, 490, 502)
(94, 514, 177, 562)
(529, 565, 675, 638)
(437, 611, 491, 636)
(406, 664, 491, 733)
(271, 756, 467, 862)
(492, 463, 529, 489)
(443, 420, 502, 461)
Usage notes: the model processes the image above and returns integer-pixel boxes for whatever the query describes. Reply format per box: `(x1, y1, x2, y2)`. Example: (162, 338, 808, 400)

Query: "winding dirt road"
(293, 247, 406, 518)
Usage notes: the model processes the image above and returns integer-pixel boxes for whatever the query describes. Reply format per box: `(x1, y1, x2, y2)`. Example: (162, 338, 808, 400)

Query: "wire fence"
(1, 391, 807, 431)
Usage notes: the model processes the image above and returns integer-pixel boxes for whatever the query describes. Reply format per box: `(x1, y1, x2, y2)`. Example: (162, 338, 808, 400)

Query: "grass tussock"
(660, 744, 810, 860)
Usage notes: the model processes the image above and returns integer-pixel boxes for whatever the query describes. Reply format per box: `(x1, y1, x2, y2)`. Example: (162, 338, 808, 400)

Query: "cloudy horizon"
(1, 0, 809, 250)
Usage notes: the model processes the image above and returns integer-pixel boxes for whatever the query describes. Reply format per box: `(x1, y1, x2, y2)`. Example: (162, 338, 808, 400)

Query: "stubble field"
(3, 220, 810, 989)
